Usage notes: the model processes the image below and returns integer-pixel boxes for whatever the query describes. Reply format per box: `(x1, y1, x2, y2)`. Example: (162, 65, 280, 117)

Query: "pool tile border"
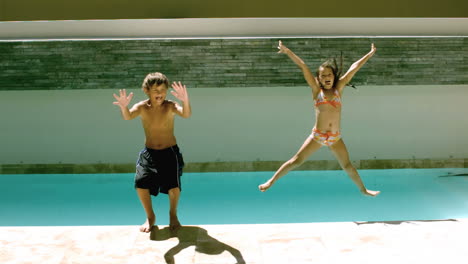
(0, 158, 465, 174)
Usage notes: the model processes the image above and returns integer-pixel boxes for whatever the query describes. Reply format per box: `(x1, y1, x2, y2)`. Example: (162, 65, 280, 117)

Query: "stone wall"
(1, 37, 467, 91)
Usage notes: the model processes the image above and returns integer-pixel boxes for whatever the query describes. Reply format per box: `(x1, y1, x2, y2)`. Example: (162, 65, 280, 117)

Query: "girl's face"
(318, 67, 335, 89)
(145, 84, 168, 105)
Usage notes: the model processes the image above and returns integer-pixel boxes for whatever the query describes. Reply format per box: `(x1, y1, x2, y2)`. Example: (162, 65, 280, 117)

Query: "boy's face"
(145, 84, 168, 105)
(318, 67, 335, 89)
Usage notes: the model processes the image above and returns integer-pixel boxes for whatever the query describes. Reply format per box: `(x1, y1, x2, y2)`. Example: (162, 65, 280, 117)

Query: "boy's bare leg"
(168, 187, 181, 231)
(136, 188, 156, 233)
(329, 139, 380, 196)
(259, 137, 322, 192)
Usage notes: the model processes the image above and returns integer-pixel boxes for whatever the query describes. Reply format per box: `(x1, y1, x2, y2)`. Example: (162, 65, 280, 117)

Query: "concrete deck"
(1, 219, 466, 264)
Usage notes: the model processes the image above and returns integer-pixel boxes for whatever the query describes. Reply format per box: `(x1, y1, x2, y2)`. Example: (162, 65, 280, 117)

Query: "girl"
(259, 41, 380, 196)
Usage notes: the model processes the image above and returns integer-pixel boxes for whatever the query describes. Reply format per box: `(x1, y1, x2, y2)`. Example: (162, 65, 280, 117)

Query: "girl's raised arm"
(337, 43, 377, 93)
(278, 40, 321, 97)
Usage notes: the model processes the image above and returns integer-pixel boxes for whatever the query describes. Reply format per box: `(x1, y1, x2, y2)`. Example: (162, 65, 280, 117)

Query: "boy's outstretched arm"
(277, 40, 321, 96)
(338, 43, 377, 92)
(171, 81, 192, 118)
(113, 89, 140, 120)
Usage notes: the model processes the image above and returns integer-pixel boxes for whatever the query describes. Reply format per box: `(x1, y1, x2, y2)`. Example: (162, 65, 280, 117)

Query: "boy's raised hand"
(171, 82, 189, 102)
(113, 89, 134, 108)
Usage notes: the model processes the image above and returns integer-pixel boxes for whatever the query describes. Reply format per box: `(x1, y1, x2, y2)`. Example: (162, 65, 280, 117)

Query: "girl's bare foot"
(362, 189, 380, 197)
(258, 180, 273, 192)
(169, 214, 181, 231)
(139, 215, 155, 233)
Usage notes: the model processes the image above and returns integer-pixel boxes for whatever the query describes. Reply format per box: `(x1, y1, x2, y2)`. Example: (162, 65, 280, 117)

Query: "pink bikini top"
(314, 89, 342, 108)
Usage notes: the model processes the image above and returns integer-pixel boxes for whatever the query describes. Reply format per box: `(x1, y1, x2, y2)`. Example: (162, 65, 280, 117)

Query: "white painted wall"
(1, 85, 467, 164)
(1, 18, 468, 40)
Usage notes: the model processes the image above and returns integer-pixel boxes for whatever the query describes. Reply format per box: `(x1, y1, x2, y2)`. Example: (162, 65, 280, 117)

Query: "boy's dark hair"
(142, 72, 169, 91)
(316, 53, 356, 89)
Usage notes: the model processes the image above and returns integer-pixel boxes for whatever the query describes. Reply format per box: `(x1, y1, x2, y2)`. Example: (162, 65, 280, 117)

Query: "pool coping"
(1, 158, 466, 174)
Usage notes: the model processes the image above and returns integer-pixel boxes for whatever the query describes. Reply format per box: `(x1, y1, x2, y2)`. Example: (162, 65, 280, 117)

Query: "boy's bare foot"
(169, 214, 181, 231)
(361, 189, 380, 197)
(139, 215, 155, 233)
(258, 180, 273, 192)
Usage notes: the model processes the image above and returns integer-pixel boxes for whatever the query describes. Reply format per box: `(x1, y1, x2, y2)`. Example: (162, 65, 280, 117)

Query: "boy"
(113, 72, 192, 232)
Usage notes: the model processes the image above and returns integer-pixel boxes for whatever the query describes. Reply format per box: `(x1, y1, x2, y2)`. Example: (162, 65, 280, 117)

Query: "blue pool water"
(0, 168, 467, 226)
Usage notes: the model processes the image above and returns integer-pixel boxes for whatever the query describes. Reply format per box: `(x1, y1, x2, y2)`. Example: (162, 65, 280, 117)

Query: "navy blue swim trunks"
(134, 145, 184, 196)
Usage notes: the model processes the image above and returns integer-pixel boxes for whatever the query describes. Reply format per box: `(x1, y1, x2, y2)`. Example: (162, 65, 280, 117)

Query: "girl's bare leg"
(136, 188, 156, 232)
(259, 136, 322, 192)
(329, 139, 380, 196)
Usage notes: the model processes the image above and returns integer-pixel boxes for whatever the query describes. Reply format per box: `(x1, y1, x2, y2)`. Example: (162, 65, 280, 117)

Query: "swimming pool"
(1, 168, 467, 226)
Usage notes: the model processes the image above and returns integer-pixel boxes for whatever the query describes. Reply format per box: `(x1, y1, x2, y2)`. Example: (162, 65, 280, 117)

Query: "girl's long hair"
(316, 52, 356, 89)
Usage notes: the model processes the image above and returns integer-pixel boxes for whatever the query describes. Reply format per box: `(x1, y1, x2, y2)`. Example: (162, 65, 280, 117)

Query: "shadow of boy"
(150, 225, 246, 264)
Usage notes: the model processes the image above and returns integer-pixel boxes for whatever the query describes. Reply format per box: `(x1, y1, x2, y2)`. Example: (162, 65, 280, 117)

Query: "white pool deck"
(1, 219, 467, 264)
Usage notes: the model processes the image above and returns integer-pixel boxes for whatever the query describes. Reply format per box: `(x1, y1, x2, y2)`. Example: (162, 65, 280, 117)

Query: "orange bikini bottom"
(310, 128, 342, 146)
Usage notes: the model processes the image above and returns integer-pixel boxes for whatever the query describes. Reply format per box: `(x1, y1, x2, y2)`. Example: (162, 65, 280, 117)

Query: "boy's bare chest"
(141, 108, 173, 126)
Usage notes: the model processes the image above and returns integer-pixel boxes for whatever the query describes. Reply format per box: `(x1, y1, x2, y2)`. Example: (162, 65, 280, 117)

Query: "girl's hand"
(277, 40, 290, 54)
(370, 43, 377, 55)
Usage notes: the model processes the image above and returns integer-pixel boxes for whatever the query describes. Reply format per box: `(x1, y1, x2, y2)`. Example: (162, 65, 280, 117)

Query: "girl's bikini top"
(314, 89, 342, 108)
